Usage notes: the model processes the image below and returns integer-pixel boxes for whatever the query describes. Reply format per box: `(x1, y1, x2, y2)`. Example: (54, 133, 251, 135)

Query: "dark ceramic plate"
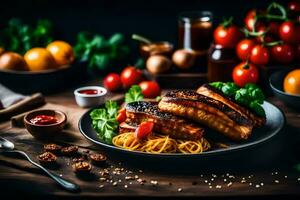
(269, 70, 300, 109)
(79, 101, 285, 164)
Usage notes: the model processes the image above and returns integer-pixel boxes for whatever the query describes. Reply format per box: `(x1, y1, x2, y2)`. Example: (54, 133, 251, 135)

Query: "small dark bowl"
(0, 61, 88, 94)
(269, 70, 300, 109)
(24, 109, 67, 139)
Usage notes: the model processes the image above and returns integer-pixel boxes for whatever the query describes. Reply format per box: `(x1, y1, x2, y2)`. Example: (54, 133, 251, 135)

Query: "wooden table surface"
(1, 88, 300, 199)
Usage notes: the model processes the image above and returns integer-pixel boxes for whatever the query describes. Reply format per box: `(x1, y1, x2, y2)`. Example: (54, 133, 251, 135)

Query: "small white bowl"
(74, 86, 107, 108)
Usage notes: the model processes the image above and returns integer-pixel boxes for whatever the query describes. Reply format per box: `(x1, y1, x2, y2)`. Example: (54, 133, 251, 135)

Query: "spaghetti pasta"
(112, 132, 211, 154)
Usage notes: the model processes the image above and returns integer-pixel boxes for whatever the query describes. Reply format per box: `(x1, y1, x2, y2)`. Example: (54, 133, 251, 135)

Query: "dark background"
(0, 0, 287, 47)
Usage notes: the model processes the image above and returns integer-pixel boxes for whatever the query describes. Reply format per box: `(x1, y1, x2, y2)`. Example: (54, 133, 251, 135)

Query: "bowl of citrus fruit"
(270, 69, 300, 109)
(0, 19, 85, 94)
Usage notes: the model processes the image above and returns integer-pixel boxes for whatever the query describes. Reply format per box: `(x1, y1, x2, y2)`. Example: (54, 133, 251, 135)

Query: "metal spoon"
(0, 137, 80, 192)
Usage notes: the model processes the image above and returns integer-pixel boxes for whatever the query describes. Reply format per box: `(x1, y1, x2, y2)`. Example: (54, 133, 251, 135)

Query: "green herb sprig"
(90, 100, 119, 144)
(0, 18, 53, 54)
(74, 32, 130, 71)
(125, 85, 144, 103)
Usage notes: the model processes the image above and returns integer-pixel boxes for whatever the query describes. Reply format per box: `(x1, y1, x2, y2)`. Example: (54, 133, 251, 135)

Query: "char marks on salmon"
(158, 90, 253, 140)
(125, 101, 205, 141)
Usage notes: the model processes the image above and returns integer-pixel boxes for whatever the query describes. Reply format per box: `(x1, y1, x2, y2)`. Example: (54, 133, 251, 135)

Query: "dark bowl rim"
(269, 70, 300, 98)
(24, 109, 67, 127)
(0, 65, 70, 75)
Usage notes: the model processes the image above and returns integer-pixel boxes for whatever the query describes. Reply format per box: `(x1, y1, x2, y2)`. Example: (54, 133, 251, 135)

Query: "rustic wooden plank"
(1, 91, 300, 198)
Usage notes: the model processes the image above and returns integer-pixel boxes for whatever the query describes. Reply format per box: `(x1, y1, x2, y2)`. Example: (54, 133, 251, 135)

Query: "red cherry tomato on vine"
(103, 73, 122, 91)
(244, 9, 257, 31)
(271, 44, 295, 64)
(232, 62, 259, 87)
(236, 39, 256, 61)
(120, 66, 143, 88)
(139, 81, 161, 98)
(288, 1, 300, 13)
(214, 24, 242, 48)
(279, 21, 300, 44)
(135, 121, 154, 139)
(250, 45, 270, 66)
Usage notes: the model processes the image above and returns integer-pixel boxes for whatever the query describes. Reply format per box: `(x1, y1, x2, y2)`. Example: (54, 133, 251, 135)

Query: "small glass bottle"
(178, 11, 213, 72)
(208, 44, 238, 82)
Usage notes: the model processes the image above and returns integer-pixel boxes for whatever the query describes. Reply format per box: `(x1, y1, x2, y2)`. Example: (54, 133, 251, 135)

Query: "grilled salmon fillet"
(158, 90, 253, 140)
(197, 84, 266, 127)
(125, 101, 204, 140)
(119, 122, 137, 134)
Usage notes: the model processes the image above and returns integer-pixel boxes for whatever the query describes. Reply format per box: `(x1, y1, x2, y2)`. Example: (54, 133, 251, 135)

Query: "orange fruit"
(0, 52, 28, 71)
(46, 41, 74, 66)
(283, 69, 300, 95)
(24, 48, 58, 71)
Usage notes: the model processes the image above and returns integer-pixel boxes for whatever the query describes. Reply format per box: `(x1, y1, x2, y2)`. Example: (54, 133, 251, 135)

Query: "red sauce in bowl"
(30, 115, 58, 125)
(78, 89, 100, 95)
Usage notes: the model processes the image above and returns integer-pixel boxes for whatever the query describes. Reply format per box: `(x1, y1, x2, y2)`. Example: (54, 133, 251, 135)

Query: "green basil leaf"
(251, 88, 265, 104)
(210, 82, 225, 90)
(89, 54, 110, 70)
(249, 101, 266, 117)
(221, 83, 239, 97)
(108, 33, 124, 46)
(125, 85, 144, 103)
(235, 88, 250, 106)
(90, 35, 106, 49)
(77, 31, 92, 44)
(244, 83, 259, 91)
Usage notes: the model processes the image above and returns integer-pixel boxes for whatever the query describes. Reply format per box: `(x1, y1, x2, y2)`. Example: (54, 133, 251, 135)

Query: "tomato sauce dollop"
(30, 115, 58, 125)
(78, 89, 99, 95)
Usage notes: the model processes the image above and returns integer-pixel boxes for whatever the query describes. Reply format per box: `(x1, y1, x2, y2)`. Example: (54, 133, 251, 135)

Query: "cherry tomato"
(256, 23, 267, 34)
(232, 62, 259, 87)
(120, 66, 143, 88)
(271, 44, 295, 64)
(236, 39, 256, 61)
(214, 24, 242, 48)
(288, 1, 300, 13)
(134, 121, 154, 139)
(116, 108, 126, 123)
(139, 81, 161, 98)
(103, 73, 122, 91)
(250, 45, 270, 66)
(279, 21, 300, 44)
(244, 9, 257, 31)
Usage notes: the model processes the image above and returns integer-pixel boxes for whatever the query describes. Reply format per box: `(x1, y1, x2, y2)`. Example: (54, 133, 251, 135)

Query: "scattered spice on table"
(37, 152, 57, 166)
(61, 145, 78, 156)
(43, 143, 62, 154)
(72, 161, 92, 174)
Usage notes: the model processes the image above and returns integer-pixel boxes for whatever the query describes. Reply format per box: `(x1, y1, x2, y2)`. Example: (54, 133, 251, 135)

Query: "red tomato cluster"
(103, 66, 142, 91)
(103, 66, 161, 98)
(213, 1, 300, 87)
